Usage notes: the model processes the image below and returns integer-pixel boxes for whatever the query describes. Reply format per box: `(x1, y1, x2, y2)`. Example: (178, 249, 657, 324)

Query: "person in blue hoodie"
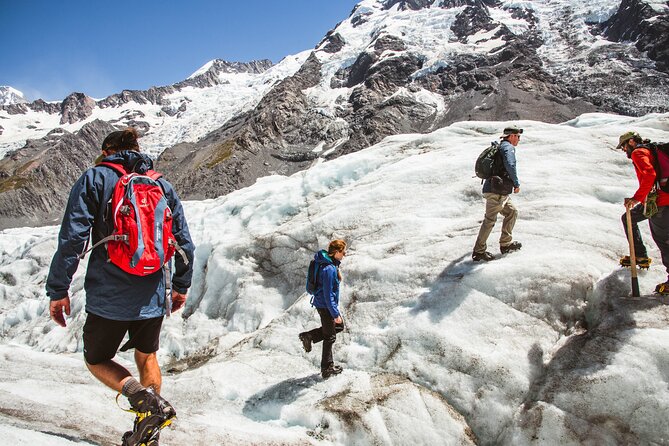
(299, 239, 347, 379)
(472, 125, 523, 262)
(46, 128, 195, 446)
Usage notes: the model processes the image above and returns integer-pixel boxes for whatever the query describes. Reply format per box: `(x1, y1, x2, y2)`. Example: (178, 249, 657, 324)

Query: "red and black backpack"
(640, 142, 669, 192)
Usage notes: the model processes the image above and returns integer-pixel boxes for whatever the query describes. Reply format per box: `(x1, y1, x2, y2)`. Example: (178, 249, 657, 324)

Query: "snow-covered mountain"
(1, 0, 667, 230)
(0, 86, 27, 107)
(154, 0, 669, 200)
(0, 57, 307, 228)
(0, 58, 297, 159)
(1, 113, 668, 444)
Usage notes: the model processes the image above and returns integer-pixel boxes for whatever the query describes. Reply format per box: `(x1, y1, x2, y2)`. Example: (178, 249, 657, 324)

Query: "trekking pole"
(625, 206, 641, 297)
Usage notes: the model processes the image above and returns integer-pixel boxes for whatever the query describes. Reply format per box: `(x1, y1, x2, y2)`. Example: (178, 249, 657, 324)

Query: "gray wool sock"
(121, 377, 145, 397)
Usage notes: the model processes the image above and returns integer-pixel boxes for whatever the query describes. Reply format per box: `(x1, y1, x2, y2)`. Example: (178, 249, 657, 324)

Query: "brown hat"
(616, 131, 640, 150)
(501, 125, 523, 137)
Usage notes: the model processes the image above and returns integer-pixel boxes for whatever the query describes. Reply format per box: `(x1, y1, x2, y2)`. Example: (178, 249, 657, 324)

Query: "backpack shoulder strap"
(99, 163, 163, 181)
(146, 170, 163, 181)
(637, 144, 657, 160)
(97, 161, 128, 176)
(313, 260, 321, 284)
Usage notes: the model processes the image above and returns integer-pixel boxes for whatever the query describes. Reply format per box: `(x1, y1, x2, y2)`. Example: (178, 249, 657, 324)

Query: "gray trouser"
(649, 207, 669, 281)
(621, 205, 669, 280)
(473, 193, 518, 254)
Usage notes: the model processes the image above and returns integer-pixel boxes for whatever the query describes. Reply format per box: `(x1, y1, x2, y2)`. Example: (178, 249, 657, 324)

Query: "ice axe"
(625, 206, 641, 297)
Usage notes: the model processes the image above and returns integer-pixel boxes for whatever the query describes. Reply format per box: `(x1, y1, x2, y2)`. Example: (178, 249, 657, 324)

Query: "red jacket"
(631, 147, 669, 207)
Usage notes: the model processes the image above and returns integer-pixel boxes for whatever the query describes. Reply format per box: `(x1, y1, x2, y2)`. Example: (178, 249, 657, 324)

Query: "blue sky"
(0, 1, 360, 102)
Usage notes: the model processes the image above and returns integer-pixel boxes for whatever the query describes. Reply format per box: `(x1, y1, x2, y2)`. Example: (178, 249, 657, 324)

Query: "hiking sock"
(121, 377, 145, 398)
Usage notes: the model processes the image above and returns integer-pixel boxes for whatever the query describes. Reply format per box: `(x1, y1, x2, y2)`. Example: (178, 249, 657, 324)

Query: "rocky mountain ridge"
(0, 59, 273, 125)
(155, 0, 669, 201)
(0, 60, 275, 228)
(1, 0, 668, 229)
(0, 120, 116, 228)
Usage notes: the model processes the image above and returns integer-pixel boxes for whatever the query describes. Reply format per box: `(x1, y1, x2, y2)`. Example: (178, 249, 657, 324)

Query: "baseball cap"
(501, 125, 523, 137)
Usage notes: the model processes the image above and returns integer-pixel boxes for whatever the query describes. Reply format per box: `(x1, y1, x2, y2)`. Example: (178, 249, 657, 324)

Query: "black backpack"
(306, 259, 320, 295)
(475, 141, 501, 180)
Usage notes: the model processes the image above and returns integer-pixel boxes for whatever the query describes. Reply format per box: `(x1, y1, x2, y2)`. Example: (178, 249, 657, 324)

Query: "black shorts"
(83, 313, 163, 365)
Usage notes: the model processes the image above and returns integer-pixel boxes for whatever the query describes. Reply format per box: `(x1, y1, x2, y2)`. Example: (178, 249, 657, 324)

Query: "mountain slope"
(0, 59, 280, 159)
(156, 0, 669, 201)
(0, 0, 668, 230)
(0, 57, 306, 228)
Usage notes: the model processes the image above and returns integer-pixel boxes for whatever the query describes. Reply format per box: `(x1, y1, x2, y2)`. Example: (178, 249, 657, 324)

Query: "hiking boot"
(500, 241, 522, 254)
(620, 255, 652, 269)
(122, 388, 175, 446)
(655, 281, 669, 295)
(472, 251, 495, 262)
(299, 332, 312, 353)
(322, 364, 343, 379)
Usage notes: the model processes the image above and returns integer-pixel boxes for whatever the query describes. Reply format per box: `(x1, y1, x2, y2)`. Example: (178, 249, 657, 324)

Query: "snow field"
(2, 112, 669, 443)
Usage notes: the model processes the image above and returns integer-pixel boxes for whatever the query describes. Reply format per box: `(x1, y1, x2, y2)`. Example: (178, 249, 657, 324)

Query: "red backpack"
(645, 142, 669, 192)
(82, 162, 179, 276)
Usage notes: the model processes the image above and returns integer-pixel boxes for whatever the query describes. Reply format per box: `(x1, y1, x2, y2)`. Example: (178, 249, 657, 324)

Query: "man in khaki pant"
(473, 126, 523, 261)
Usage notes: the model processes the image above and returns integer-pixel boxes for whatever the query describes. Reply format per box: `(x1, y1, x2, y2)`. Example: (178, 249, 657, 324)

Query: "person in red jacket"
(618, 131, 669, 294)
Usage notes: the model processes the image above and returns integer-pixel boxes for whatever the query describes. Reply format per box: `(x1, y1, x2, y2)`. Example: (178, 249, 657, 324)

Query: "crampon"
(619, 256, 652, 269)
(655, 282, 669, 296)
(117, 389, 176, 446)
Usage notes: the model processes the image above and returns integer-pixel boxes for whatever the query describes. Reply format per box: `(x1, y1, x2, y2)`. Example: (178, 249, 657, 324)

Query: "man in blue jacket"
(46, 128, 195, 446)
(472, 126, 523, 261)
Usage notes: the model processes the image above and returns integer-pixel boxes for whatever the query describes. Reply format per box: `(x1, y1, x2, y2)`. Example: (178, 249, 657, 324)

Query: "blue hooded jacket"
(46, 151, 195, 321)
(482, 139, 520, 194)
(311, 250, 340, 318)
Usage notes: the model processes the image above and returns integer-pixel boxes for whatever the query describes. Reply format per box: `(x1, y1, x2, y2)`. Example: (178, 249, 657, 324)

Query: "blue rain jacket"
(311, 250, 341, 318)
(46, 151, 195, 321)
(483, 139, 520, 193)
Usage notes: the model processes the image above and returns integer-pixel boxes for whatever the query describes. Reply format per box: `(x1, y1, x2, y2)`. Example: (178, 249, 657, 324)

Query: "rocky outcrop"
(451, 2, 498, 42)
(384, 0, 497, 11)
(317, 32, 346, 53)
(383, 0, 435, 11)
(0, 120, 116, 229)
(602, 0, 669, 72)
(603, 0, 656, 40)
(156, 52, 344, 200)
(60, 93, 96, 124)
(331, 34, 408, 89)
(1, 99, 60, 115)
